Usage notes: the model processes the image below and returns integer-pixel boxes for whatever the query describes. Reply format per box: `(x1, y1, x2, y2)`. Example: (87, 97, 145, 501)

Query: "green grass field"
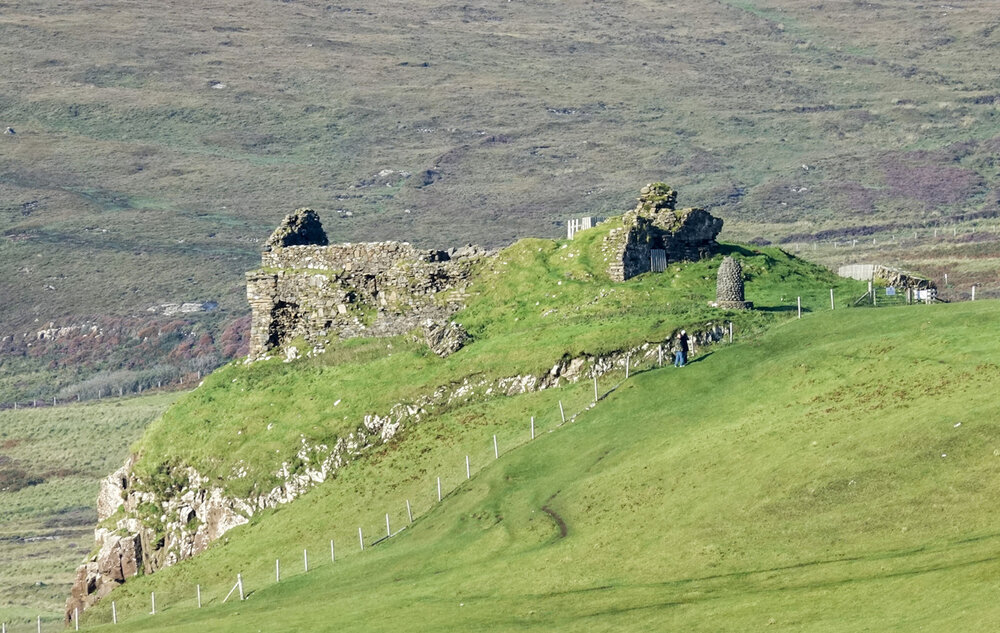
(0, 393, 178, 631)
(131, 237, 866, 497)
(67, 300, 1000, 632)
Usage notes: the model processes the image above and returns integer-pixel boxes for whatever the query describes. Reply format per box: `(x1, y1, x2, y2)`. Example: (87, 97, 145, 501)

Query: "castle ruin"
(601, 183, 723, 281)
(246, 209, 485, 358)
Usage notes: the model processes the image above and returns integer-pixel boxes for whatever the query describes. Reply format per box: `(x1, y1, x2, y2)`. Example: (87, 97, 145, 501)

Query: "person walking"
(674, 330, 689, 367)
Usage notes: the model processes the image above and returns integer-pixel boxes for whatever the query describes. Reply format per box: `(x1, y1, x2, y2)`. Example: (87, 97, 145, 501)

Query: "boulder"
(422, 320, 469, 357)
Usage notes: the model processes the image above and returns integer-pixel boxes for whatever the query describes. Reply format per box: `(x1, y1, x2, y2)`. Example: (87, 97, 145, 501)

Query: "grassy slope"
(133, 236, 864, 497)
(0, 393, 179, 630)
(78, 300, 1000, 632)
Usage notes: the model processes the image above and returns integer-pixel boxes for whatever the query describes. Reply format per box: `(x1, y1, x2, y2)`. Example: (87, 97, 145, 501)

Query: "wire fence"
(19, 330, 747, 631)
(4, 282, 994, 630)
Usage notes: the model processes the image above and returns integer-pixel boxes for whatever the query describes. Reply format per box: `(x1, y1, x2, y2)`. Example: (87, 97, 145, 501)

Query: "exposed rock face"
(247, 215, 487, 358)
(604, 183, 723, 281)
(716, 256, 753, 309)
(422, 320, 469, 357)
(66, 465, 251, 623)
(67, 317, 733, 620)
(264, 208, 329, 249)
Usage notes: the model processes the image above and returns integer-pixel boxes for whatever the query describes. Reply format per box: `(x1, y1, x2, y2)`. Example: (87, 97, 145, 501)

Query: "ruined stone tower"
(603, 183, 723, 282)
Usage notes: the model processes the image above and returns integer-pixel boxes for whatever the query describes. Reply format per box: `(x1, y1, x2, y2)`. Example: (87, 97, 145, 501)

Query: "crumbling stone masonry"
(246, 208, 486, 358)
(716, 256, 753, 309)
(603, 183, 723, 281)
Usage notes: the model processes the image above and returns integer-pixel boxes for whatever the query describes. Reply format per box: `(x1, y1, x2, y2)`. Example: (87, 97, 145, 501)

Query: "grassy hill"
(69, 299, 1000, 632)
(0, 393, 178, 631)
(3, 0, 1000, 398)
(130, 233, 861, 497)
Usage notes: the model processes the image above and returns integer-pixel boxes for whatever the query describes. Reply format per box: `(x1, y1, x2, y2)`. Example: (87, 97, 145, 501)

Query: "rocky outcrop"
(66, 464, 251, 623)
(67, 317, 734, 621)
(715, 256, 753, 310)
(604, 183, 723, 281)
(422, 320, 469, 357)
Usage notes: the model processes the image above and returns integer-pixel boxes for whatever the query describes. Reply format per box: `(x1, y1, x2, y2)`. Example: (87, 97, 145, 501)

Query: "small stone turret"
(264, 208, 328, 249)
(716, 256, 753, 309)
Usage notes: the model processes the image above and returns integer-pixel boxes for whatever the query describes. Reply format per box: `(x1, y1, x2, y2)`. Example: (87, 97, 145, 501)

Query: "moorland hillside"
(2, 0, 1000, 399)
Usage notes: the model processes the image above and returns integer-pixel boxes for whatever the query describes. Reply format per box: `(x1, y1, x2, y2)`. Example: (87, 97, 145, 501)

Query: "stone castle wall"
(603, 184, 724, 282)
(246, 211, 485, 357)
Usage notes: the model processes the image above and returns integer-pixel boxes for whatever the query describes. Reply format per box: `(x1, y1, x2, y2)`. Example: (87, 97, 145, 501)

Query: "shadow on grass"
(719, 244, 760, 257)
(755, 305, 809, 313)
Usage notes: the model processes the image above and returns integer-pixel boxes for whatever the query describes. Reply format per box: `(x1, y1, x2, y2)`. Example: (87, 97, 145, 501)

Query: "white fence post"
(437, 477, 442, 502)
(276, 558, 280, 582)
(386, 513, 391, 537)
(197, 585, 201, 608)
(74, 607, 79, 631)
(331, 539, 336, 562)
(238, 574, 244, 601)
(465, 455, 471, 480)
(729, 322, 733, 343)
(830, 288, 835, 310)
(797, 296, 801, 319)
(304, 549, 309, 572)
(406, 500, 413, 523)
(559, 400, 565, 423)
(493, 435, 498, 459)
(530, 416, 535, 440)
(972, 285, 976, 301)
(593, 376, 598, 401)
(114, 600, 119, 622)
(151, 592, 156, 615)
(625, 354, 630, 379)
(359, 527, 365, 550)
